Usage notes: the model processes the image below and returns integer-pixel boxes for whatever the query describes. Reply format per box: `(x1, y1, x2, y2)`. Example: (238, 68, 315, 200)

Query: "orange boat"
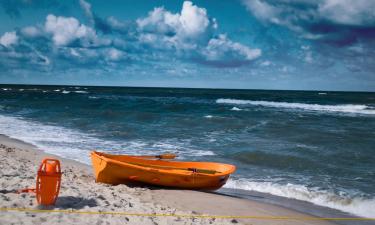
(91, 151, 236, 190)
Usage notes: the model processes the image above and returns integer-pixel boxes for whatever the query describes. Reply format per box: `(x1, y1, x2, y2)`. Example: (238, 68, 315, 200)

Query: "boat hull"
(91, 151, 235, 190)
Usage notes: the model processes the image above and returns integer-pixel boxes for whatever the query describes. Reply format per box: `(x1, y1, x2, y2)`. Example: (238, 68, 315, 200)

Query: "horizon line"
(0, 83, 374, 93)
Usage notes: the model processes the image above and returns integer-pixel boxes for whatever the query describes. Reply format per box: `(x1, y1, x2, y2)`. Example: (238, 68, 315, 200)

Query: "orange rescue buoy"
(36, 158, 62, 205)
(18, 158, 62, 206)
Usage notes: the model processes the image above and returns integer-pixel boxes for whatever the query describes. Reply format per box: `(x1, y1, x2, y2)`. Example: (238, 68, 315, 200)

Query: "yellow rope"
(0, 207, 374, 221)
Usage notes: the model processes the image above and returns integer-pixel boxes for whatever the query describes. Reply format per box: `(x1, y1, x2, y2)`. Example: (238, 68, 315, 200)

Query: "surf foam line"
(0, 114, 214, 164)
(216, 99, 375, 115)
(224, 179, 375, 218)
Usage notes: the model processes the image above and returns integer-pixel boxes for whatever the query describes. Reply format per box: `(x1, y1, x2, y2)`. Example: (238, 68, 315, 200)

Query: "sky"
(0, 0, 374, 91)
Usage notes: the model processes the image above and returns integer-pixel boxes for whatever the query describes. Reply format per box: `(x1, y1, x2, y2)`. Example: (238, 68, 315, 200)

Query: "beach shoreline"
(0, 134, 368, 225)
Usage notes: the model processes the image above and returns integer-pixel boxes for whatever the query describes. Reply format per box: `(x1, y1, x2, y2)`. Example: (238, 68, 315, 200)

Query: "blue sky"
(0, 0, 374, 91)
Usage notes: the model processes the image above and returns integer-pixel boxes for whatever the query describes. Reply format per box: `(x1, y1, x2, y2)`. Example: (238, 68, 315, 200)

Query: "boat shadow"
(123, 180, 238, 196)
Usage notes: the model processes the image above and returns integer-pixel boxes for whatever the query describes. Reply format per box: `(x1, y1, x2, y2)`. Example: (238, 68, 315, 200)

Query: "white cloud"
(0, 1, 261, 69)
(45, 14, 98, 46)
(203, 34, 261, 61)
(178, 1, 210, 39)
(137, 1, 213, 42)
(242, 0, 375, 35)
(260, 60, 271, 66)
(137, 7, 179, 35)
(107, 48, 124, 61)
(61, 47, 100, 63)
(319, 0, 375, 26)
(70, 48, 81, 57)
(21, 26, 42, 38)
(242, 0, 314, 33)
(242, 0, 280, 24)
(79, 0, 94, 24)
(137, 1, 261, 64)
(106, 16, 128, 31)
(0, 31, 18, 47)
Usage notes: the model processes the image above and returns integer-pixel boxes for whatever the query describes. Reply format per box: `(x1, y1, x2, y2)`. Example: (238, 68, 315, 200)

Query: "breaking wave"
(0, 115, 214, 164)
(225, 179, 375, 218)
(216, 98, 375, 115)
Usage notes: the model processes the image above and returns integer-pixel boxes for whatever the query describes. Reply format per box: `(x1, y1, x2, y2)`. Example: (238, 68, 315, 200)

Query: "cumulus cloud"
(178, 1, 210, 38)
(0, 16, 122, 71)
(21, 26, 42, 38)
(243, 0, 375, 27)
(45, 14, 101, 47)
(202, 34, 261, 63)
(137, 1, 261, 65)
(242, 0, 375, 44)
(0, 31, 18, 47)
(0, 0, 261, 75)
(137, 1, 212, 43)
(243, 0, 280, 25)
(137, 7, 181, 35)
(319, 0, 375, 26)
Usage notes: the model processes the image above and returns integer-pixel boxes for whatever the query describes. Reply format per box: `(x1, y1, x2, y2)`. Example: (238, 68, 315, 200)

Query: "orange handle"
(39, 158, 61, 174)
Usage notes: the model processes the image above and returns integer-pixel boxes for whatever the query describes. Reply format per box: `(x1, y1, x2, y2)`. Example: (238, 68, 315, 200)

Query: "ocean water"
(0, 85, 374, 217)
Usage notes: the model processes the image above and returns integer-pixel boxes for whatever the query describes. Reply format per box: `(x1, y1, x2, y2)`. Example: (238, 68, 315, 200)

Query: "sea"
(0, 85, 374, 218)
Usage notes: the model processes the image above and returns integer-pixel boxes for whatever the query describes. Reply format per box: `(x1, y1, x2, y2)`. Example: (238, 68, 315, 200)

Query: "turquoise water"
(0, 85, 374, 217)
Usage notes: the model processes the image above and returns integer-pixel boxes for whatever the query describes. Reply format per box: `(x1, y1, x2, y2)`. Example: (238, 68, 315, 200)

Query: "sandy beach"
(0, 134, 345, 225)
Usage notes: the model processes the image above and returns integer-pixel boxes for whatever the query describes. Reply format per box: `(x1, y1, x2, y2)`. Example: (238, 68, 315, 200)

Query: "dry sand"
(0, 134, 338, 225)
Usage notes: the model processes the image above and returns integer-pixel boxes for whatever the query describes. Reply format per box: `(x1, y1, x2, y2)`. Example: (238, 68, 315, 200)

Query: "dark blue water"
(0, 85, 374, 217)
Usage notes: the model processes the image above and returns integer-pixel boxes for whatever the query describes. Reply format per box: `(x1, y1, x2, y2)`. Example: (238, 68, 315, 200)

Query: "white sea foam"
(216, 98, 375, 115)
(62, 90, 70, 94)
(231, 107, 242, 111)
(204, 115, 213, 118)
(224, 179, 375, 218)
(74, 91, 88, 94)
(0, 114, 214, 164)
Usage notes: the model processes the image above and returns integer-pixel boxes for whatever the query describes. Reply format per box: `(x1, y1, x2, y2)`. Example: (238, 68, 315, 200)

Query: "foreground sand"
(0, 135, 337, 225)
